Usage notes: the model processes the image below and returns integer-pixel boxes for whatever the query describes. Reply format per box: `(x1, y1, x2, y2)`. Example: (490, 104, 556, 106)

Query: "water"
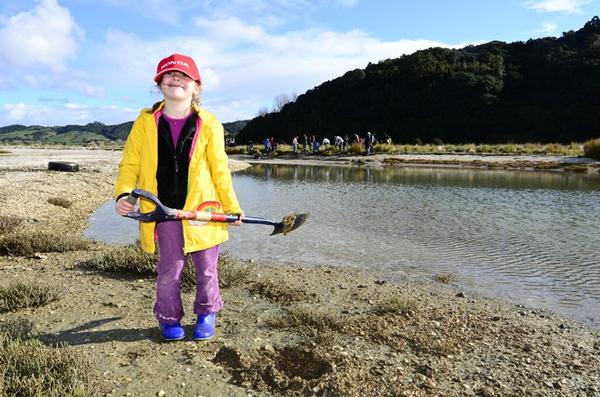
(86, 165, 600, 327)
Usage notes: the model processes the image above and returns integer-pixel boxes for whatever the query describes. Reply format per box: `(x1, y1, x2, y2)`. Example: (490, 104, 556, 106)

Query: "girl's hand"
(116, 196, 134, 216)
(232, 210, 245, 226)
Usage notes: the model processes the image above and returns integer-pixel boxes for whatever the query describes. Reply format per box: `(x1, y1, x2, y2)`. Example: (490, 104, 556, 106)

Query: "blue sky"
(0, 0, 596, 127)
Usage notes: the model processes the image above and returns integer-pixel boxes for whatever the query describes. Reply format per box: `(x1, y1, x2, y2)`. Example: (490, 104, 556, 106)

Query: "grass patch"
(78, 243, 157, 275)
(0, 318, 95, 396)
(434, 272, 456, 284)
(347, 143, 364, 155)
(0, 232, 91, 256)
(78, 245, 241, 292)
(269, 305, 347, 333)
(0, 215, 22, 235)
(372, 297, 419, 316)
(248, 279, 311, 304)
(47, 197, 73, 208)
(217, 253, 248, 288)
(0, 282, 61, 312)
(583, 138, 600, 160)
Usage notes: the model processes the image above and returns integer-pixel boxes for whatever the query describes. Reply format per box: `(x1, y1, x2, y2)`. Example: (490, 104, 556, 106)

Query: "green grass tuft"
(0, 318, 96, 396)
(583, 138, 600, 160)
(78, 245, 241, 292)
(0, 282, 61, 312)
(372, 297, 418, 316)
(434, 272, 456, 284)
(0, 215, 22, 235)
(47, 197, 73, 208)
(217, 253, 248, 288)
(0, 232, 91, 256)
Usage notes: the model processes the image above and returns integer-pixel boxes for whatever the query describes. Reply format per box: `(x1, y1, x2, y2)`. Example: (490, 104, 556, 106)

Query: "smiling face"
(159, 71, 200, 103)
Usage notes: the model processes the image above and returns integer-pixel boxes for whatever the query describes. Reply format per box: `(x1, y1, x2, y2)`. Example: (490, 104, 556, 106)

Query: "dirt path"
(1, 147, 599, 396)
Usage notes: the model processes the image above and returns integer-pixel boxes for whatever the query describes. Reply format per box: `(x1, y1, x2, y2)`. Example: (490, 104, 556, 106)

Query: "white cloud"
(0, 0, 83, 72)
(336, 0, 360, 6)
(4, 103, 29, 121)
(535, 21, 559, 35)
(1, 101, 136, 126)
(522, 0, 591, 13)
(64, 103, 89, 110)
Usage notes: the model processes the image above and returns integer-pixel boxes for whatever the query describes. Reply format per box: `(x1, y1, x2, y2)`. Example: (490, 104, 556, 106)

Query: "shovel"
(123, 188, 308, 236)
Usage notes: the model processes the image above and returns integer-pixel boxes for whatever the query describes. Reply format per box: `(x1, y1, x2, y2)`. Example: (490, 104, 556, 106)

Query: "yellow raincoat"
(114, 103, 242, 254)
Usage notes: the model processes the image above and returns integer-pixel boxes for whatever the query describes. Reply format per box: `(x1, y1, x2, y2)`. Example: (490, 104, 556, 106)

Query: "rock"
(456, 292, 465, 298)
(157, 391, 166, 397)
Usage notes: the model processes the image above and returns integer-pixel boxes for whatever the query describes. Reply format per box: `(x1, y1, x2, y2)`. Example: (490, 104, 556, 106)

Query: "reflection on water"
(86, 164, 600, 327)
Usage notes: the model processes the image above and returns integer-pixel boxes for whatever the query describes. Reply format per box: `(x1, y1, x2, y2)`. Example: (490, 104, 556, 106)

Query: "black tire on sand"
(48, 161, 80, 172)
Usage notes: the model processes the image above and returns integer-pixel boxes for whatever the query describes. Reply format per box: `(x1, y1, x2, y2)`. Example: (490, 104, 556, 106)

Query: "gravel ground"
(0, 147, 599, 396)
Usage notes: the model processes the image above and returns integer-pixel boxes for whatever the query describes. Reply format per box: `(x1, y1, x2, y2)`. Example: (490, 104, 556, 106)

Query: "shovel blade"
(270, 213, 309, 236)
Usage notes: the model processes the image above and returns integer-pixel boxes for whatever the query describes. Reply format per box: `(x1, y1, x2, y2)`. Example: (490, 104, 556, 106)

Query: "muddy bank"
(231, 152, 600, 173)
(0, 148, 599, 396)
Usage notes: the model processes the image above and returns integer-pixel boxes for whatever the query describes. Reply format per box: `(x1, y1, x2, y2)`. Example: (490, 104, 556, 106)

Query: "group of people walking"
(288, 131, 381, 155)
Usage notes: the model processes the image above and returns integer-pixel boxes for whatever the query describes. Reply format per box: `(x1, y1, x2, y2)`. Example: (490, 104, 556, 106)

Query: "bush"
(583, 138, 600, 160)
(372, 297, 418, 316)
(347, 143, 364, 155)
(0, 318, 95, 396)
(47, 197, 73, 208)
(0, 282, 61, 312)
(79, 245, 241, 291)
(0, 215, 22, 235)
(0, 232, 91, 256)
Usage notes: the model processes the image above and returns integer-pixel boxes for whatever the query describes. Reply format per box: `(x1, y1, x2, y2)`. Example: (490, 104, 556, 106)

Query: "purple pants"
(154, 221, 223, 324)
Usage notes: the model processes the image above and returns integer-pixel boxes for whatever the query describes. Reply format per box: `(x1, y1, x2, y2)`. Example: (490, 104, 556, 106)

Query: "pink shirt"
(162, 113, 191, 148)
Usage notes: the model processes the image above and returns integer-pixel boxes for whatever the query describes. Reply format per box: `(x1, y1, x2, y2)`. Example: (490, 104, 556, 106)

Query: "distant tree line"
(237, 17, 600, 145)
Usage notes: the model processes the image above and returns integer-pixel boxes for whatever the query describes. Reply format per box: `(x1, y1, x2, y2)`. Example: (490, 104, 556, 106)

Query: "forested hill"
(238, 17, 600, 145)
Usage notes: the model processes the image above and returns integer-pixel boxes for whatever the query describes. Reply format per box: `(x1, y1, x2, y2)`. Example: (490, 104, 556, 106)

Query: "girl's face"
(159, 71, 199, 102)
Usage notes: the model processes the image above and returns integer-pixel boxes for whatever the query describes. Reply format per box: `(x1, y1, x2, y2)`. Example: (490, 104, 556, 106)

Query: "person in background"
(334, 135, 344, 151)
(292, 136, 299, 154)
(303, 133, 309, 153)
(114, 53, 244, 342)
(262, 137, 272, 154)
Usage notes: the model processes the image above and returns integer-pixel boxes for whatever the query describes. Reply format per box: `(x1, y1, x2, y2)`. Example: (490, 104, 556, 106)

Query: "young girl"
(114, 53, 244, 341)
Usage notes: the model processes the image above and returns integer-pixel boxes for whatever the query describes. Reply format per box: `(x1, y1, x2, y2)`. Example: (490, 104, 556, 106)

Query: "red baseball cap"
(154, 53, 201, 83)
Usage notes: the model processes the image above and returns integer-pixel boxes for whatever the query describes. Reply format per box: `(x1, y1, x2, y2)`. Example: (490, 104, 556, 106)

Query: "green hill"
(237, 16, 600, 144)
(0, 119, 247, 145)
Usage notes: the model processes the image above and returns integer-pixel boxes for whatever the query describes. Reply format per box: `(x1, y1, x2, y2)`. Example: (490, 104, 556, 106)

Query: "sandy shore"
(1, 147, 599, 396)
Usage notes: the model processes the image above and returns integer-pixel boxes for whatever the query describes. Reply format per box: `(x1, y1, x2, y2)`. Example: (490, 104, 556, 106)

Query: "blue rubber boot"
(193, 313, 216, 340)
(159, 322, 185, 341)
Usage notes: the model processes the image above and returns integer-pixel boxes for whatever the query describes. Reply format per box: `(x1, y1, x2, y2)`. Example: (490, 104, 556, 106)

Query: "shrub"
(0, 232, 90, 256)
(372, 297, 418, 316)
(225, 145, 247, 155)
(47, 197, 73, 208)
(78, 245, 241, 291)
(0, 282, 61, 312)
(434, 272, 456, 284)
(78, 243, 157, 275)
(0, 318, 95, 396)
(347, 143, 364, 155)
(374, 143, 395, 153)
(0, 215, 22, 235)
(583, 138, 600, 160)
(218, 253, 248, 288)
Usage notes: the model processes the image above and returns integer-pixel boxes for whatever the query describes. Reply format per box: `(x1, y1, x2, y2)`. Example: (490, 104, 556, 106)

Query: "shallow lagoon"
(86, 164, 600, 327)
